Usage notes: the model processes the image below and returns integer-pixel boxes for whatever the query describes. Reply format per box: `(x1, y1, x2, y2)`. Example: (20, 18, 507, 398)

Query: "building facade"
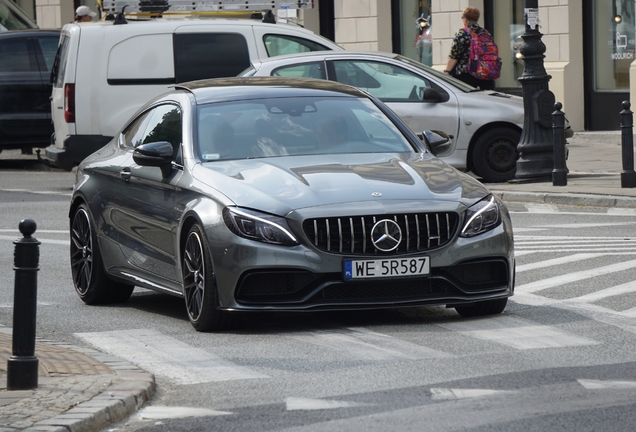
(15, 0, 635, 131)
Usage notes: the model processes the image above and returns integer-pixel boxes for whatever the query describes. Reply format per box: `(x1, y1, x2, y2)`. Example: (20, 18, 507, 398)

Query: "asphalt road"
(1, 160, 636, 431)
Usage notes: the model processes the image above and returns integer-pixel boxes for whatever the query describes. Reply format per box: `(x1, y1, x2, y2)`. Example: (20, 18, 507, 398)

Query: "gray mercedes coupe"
(69, 77, 515, 332)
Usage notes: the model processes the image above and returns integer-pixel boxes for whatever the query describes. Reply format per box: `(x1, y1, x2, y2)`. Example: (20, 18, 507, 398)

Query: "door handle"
(120, 168, 131, 182)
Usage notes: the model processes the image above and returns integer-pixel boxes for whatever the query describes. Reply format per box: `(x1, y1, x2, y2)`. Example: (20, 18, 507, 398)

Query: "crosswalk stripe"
(137, 406, 232, 419)
(288, 327, 451, 361)
(436, 316, 597, 350)
(74, 329, 269, 384)
(515, 259, 636, 293)
(285, 397, 367, 411)
(573, 281, 636, 302)
(578, 379, 636, 390)
(430, 388, 513, 401)
(516, 254, 603, 273)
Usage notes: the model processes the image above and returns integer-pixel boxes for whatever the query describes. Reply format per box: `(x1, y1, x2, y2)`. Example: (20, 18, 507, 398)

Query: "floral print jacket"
(448, 22, 482, 75)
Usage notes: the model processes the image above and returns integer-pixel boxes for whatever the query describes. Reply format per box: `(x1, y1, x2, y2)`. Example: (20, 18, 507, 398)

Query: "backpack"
(463, 27, 501, 80)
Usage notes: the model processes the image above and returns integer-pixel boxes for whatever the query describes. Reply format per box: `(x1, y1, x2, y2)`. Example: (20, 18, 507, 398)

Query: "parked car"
(69, 77, 515, 332)
(46, 14, 341, 171)
(239, 51, 527, 183)
(0, 29, 59, 153)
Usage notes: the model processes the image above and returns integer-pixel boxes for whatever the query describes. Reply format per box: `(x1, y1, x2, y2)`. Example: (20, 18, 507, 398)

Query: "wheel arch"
(467, 122, 522, 173)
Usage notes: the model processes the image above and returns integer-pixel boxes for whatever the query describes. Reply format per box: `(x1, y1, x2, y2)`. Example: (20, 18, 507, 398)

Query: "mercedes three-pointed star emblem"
(370, 219, 402, 252)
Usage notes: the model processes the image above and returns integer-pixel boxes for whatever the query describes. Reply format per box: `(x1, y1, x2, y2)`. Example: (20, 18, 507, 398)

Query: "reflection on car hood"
(192, 153, 490, 215)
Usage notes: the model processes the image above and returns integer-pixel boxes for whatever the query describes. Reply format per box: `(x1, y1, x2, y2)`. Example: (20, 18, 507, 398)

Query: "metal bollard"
(7, 219, 40, 390)
(552, 102, 567, 186)
(620, 101, 636, 188)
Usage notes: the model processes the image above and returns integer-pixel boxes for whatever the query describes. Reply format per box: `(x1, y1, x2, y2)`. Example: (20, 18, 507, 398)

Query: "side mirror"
(133, 141, 174, 177)
(421, 130, 452, 156)
(422, 87, 442, 103)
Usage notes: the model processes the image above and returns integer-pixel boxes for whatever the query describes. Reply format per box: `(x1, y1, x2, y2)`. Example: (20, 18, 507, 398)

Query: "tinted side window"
(272, 62, 326, 79)
(35, 36, 60, 72)
(0, 39, 36, 72)
(123, 110, 153, 148)
(174, 33, 250, 82)
(263, 34, 330, 57)
(51, 35, 70, 87)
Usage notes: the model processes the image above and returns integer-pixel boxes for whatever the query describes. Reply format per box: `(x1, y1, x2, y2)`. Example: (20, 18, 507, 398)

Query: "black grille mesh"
(302, 212, 459, 255)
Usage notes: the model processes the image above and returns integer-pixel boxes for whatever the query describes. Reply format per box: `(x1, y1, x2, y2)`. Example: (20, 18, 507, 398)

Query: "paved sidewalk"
(0, 329, 155, 432)
(0, 131, 634, 431)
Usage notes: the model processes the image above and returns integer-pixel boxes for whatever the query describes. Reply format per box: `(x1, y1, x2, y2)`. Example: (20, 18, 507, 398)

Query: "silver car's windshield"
(396, 55, 478, 93)
(197, 96, 415, 161)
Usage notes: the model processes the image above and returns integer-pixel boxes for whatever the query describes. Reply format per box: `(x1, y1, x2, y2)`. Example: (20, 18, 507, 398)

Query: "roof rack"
(100, 0, 314, 14)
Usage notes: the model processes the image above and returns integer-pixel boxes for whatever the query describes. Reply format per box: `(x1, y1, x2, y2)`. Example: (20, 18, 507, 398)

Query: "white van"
(46, 15, 340, 170)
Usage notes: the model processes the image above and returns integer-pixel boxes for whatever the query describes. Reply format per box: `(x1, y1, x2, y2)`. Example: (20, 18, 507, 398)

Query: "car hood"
(192, 153, 490, 216)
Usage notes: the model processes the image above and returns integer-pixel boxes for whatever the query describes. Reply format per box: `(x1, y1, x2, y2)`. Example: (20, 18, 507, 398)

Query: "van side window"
(51, 35, 70, 87)
(174, 33, 250, 82)
(263, 34, 331, 57)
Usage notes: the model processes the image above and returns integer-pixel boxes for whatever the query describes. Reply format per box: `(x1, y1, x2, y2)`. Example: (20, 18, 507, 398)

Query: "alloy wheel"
(70, 208, 93, 295)
(183, 230, 206, 322)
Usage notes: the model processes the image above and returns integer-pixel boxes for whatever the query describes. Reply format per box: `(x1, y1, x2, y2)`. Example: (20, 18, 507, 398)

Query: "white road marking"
(2, 188, 71, 196)
(285, 397, 367, 411)
(0, 229, 67, 233)
(515, 259, 636, 293)
(533, 222, 636, 229)
(524, 204, 559, 213)
(607, 208, 636, 215)
(573, 281, 636, 302)
(578, 379, 636, 390)
(516, 254, 603, 273)
(430, 388, 513, 401)
(0, 235, 68, 245)
(437, 316, 597, 350)
(0, 302, 54, 308)
(74, 329, 269, 385)
(289, 327, 451, 361)
(137, 406, 231, 420)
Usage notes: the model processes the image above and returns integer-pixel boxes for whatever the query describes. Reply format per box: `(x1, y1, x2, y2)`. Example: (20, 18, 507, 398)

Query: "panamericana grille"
(302, 212, 459, 255)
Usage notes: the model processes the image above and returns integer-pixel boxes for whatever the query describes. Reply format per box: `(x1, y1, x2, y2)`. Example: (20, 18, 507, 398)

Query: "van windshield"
(0, 0, 38, 31)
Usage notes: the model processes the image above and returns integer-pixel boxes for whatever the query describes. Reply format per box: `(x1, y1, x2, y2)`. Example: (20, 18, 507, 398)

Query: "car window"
(51, 35, 70, 87)
(123, 110, 154, 148)
(272, 62, 326, 79)
(36, 36, 60, 72)
(0, 38, 36, 72)
(197, 96, 414, 162)
(332, 60, 432, 102)
(174, 33, 250, 82)
(263, 34, 331, 57)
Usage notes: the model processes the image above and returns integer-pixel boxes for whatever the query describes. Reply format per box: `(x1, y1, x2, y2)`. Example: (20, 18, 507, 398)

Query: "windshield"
(197, 96, 416, 161)
(396, 55, 478, 92)
(0, 0, 38, 31)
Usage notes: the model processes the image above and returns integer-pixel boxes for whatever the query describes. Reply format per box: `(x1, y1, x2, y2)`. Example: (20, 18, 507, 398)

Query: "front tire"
(70, 204, 133, 304)
(472, 128, 520, 183)
(182, 224, 234, 332)
(454, 298, 508, 318)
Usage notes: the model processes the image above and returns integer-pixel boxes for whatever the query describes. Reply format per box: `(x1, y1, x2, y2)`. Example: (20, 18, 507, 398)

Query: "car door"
(112, 103, 184, 283)
(324, 58, 460, 153)
(0, 35, 48, 149)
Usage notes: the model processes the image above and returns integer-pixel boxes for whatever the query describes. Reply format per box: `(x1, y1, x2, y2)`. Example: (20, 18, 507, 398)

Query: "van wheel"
(455, 298, 508, 317)
(472, 128, 520, 183)
(182, 224, 234, 332)
(70, 204, 133, 304)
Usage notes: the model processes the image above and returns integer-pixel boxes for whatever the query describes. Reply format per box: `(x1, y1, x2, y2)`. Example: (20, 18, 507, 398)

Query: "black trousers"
(454, 72, 495, 90)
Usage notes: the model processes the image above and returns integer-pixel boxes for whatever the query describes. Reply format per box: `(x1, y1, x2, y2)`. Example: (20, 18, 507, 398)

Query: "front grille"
(302, 212, 459, 255)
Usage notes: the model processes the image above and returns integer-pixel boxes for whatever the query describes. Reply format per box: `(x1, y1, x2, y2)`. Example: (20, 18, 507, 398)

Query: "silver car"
(240, 51, 525, 183)
(70, 77, 515, 332)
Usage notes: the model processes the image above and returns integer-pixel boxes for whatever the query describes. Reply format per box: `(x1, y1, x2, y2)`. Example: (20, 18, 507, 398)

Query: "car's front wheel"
(70, 204, 134, 304)
(472, 128, 520, 183)
(454, 298, 508, 318)
(182, 224, 234, 332)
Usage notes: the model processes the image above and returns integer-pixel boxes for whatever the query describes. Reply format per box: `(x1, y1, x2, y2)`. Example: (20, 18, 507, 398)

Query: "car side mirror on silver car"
(421, 130, 452, 156)
(133, 141, 174, 177)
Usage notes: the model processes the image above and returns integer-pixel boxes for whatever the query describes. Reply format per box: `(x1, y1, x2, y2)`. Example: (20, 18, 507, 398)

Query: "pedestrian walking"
(74, 5, 96, 23)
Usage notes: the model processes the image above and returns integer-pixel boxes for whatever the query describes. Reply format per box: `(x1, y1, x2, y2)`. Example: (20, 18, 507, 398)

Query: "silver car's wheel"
(472, 128, 520, 183)
(70, 204, 133, 304)
(454, 298, 508, 318)
(183, 224, 234, 332)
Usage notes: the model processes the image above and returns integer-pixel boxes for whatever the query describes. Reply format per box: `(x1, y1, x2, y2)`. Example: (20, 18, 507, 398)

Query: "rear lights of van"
(64, 84, 75, 123)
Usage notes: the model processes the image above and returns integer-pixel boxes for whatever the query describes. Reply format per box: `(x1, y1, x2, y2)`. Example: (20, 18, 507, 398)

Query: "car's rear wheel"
(454, 298, 508, 318)
(70, 204, 133, 304)
(182, 224, 234, 332)
(472, 128, 520, 183)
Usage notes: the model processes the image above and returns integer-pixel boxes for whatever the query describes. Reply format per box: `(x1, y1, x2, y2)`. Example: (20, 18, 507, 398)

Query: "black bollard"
(620, 101, 636, 188)
(552, 102, 567, 186)
(7, 219, 40, 390)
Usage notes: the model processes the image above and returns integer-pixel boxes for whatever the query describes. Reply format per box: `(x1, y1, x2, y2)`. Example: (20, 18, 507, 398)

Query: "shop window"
(396, 0, 432, 66)
(491, 0, 524, 89)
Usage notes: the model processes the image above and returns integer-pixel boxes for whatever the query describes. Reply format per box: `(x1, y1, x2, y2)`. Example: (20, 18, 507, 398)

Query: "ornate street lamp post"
(514, 0, 556, 180)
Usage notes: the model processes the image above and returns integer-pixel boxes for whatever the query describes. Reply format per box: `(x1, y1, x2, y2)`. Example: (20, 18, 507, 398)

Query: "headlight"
(460, 195, 501, 237)
(223, 207, 298, 246)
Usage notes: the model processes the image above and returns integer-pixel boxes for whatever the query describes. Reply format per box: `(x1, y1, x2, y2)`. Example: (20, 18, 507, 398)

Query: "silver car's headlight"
(460, 195, 501, 238)
(223, 207, 299, 246)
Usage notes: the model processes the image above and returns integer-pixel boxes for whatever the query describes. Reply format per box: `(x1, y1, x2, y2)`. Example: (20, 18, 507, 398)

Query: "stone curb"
(20, 344, 156, 432)
(491, 190, 636, 209)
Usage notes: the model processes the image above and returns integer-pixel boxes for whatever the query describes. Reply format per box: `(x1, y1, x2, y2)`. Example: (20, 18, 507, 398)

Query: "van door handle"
(120, 168, 131, 182)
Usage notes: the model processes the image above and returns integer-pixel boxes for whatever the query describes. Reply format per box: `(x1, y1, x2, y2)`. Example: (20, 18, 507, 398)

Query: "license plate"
(343, 256, 430, 280)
